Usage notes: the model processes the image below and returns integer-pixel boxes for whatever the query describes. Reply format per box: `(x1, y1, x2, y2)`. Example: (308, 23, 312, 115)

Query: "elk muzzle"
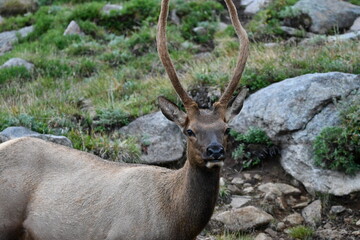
(204, 143, 225, 168)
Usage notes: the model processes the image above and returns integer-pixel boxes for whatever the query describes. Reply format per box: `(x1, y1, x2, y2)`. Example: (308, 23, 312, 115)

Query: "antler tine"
(218, 0, 249, 106)
(157, 0, 196, 109)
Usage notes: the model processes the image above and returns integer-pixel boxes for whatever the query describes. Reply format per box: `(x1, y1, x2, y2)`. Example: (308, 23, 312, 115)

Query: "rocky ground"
(198, 157, 360, 239)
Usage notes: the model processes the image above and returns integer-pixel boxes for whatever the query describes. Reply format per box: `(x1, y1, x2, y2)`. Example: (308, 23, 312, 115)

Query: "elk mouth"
(204, 158, 225, 168)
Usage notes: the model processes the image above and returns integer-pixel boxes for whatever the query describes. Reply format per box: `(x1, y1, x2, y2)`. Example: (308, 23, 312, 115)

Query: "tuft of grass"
(287, 225, 315, 240)
(0, 66, 32, 85)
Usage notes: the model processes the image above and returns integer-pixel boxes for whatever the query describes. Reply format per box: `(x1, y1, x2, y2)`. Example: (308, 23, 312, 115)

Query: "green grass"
(287, 225, 315, 240)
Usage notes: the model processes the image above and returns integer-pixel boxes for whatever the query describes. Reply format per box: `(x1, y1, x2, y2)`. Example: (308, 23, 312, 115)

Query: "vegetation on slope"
(0, 0, 359, 164)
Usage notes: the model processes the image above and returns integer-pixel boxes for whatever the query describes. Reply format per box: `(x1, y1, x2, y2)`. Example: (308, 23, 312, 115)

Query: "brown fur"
(0, 0, 249, 239)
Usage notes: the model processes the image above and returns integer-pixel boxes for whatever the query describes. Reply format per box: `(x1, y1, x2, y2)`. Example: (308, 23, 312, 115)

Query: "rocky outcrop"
(230, 72, 360, 195)
(291, 0, 360, 34)
(119, 111, 186, 165)
(0, 126, 72, 147)
(0, 0, 38, 16)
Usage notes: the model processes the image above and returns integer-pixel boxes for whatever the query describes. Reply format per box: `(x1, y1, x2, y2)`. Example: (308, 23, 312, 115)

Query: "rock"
(64, 21, 84, 36)
(193, 26, 207, 35)
(254, 233, 272, 240)
(0, 42, 12, 56)
(0, 127, 72, 148)
(276, 222, 286, 231)
(243, 186, 254, 194)
(316, 229, 347, 240)
(0, 25, 33, 51)
(213, 206, 274, 231)
(258, 183, 301, 201)
(0, 57, 34, 71)
(283, 212, 304, 226)
(170, 10, 180, 25)
(230, 195, 251, 209)
(230, 72, 360, 196)
(119, 111, 186, 165)
(241, 0, 273, 15)
(0, 134, 9, 143)
(350, 17, 360, 32)
(231, 177, 244, 186)
(356, 219, 360, 226)
(327, 31, 360, 42)
(217, 22, 228, 32)
(291, 0, 360, 34)
(302, 200, 321, 226)
(101, 4, 123, 14)
(330, 205, 346, 214)
(227, 184, 242, 195)
(0, 0, 38, 16)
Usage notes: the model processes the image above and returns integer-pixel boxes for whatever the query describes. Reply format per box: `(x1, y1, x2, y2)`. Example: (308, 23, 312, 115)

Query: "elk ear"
(158, 96, 187, 127)
(225, 88, 248, 122)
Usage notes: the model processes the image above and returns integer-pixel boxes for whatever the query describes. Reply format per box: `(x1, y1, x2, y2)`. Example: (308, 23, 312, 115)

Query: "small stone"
(193, 26, 207, 35)
(64, 21, 84, 36)
(254, 174, 262, 181)
(302, 200, 322, 227)
(276, 222, 286, 231)
(227, 184, 242, 195)
(264, 228, 278, 238)
(231, 177, 244, 186)
(230, 195, 251, 209)
(243, 186, 254, 194)
(243, 183, 252, 188)
(254, 233, 272, 240)
(355, 219, 360, 226)
(353, 230, 360, 236)
(330, 205, 346, 214)
(219, 177, 225, 187)
(243, 173, 251, 180)
(214, 206, 274, 232)
(101, 4, 123, 14)
(323, 222, 332, 229)
(283, 212, 304, 226)
(0, 58, 34, 71)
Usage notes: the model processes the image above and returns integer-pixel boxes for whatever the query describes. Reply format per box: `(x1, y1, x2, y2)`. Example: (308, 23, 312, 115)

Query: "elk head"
(157, 0, 249, 169)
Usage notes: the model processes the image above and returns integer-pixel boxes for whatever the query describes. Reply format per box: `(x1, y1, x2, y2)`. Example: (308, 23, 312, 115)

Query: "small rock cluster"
(198, 170, 360, 239)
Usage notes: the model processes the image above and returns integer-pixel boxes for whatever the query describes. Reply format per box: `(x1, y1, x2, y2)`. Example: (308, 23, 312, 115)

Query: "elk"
(0, 0, 249, 239)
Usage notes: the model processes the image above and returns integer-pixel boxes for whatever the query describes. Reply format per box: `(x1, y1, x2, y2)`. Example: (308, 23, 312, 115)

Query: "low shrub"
(313, 94, 360, 175)
(230, 128, 275, 169)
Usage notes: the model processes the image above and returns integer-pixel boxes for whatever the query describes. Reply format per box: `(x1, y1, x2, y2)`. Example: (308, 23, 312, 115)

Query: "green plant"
(313, 94, 360, 175)
(230, 128, 274, 169)
(287, 225, 314, 240)
(0, 66, 32, 85)
(247, 0, 300, 41)
(176, 0, 223, 43)
(93, 108, 129, 132)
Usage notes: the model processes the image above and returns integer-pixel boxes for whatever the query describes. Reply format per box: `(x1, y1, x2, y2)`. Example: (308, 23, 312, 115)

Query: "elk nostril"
(206, 145, 225, 158)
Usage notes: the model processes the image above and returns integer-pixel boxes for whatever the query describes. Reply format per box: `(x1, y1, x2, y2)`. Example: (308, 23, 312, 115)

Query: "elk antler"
(217, 0, 249, 107)
(157, 0, 197, 110)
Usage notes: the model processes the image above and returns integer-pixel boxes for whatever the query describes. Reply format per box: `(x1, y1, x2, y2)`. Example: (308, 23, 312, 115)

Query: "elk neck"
(159, 153, 220, 238)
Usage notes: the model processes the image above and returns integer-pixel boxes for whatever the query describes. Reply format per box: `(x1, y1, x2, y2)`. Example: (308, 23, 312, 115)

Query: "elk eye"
(225, 128, 231, 135)
(186, 129, 195, 137)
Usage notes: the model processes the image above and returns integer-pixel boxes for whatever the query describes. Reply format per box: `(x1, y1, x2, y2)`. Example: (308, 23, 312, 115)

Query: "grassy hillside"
(0, 0, 359, 161)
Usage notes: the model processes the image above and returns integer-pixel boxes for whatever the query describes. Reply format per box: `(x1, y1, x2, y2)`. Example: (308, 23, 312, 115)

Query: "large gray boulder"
(119, 111, 186, 165)
(0, 25, 33, 55)
(241, 0, 273, 15)
(0, 0, 38, 16)
(292, 0, 360, 34)
(0, 126, 73, 147)
(230, 72, 360, 196)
